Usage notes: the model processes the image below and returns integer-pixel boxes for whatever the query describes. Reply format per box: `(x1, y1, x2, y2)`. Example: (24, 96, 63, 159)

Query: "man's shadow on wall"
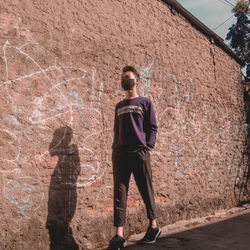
(46, 126, 80, 250)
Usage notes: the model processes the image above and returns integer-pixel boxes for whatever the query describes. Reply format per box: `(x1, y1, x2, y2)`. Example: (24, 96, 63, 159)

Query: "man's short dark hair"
(122, 66, 140, 79)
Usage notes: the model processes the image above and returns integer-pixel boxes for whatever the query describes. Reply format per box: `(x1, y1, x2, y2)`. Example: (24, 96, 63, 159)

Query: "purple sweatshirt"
(112, 96, 158, 152)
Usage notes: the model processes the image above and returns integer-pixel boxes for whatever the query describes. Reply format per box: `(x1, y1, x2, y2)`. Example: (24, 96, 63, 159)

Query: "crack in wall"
(210, 38, 217, 84)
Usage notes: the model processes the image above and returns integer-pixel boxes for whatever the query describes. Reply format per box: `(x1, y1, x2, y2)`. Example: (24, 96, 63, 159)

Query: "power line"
(213, 14, 234, 30)
(223, 0, 235, 7)
(217, 0, 234, 7)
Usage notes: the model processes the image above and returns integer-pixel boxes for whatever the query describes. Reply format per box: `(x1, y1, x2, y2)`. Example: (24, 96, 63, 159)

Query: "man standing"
(108, 66, 161, 249)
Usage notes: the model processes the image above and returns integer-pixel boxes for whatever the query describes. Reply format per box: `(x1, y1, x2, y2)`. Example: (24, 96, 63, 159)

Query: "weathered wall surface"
(0, 0, 247, 249)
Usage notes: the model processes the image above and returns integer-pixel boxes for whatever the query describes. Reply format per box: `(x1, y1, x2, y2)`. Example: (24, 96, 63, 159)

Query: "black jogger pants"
(112, 149, 157, 227)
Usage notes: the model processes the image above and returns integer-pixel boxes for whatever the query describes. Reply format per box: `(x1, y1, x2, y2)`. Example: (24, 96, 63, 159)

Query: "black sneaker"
(138, 227, 162, 244)
(108, 234, 127, 250)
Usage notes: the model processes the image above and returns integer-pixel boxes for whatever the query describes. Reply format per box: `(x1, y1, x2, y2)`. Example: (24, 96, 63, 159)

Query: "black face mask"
(121, 78, 135, 90)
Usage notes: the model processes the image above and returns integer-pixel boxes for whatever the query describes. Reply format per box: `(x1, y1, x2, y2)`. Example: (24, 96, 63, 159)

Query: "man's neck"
(125, 88, 138, 99)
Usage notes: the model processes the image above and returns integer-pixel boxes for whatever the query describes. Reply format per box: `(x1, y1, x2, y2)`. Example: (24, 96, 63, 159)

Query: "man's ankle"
(149, 219, 158, 228)
(116, 226, 124, 238)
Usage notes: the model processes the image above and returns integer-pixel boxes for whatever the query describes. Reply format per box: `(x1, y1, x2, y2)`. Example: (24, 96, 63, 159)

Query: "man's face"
(121, 71, 139, 83)
(121, 71, 139, 91)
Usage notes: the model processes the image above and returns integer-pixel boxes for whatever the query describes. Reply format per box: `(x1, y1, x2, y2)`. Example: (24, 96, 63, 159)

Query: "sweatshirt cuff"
(146, 144, 154, 151)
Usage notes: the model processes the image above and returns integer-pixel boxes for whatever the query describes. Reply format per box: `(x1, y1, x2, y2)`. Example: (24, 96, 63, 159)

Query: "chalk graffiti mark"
(138, 60, 241, 180)
(175, 144, 203, 178)
(1, 37, 111, 187)
(139, 59, 154, 97)
(3, 176, 44, 219)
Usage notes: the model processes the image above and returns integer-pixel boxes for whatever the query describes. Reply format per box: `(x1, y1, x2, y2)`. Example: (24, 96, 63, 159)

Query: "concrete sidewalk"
(123, 204, 250, 250)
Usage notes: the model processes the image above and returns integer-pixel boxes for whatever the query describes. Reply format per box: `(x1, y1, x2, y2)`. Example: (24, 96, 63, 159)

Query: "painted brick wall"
(0, 0, 247, 249)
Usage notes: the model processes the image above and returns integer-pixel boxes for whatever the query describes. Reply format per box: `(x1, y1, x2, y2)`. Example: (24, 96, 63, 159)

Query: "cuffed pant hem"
(114, 223, 125, 227)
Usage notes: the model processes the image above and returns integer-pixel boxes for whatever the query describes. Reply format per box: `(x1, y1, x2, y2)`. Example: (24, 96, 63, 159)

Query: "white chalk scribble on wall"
(0, 39, 109, 187)
(3, 176, 44, 219)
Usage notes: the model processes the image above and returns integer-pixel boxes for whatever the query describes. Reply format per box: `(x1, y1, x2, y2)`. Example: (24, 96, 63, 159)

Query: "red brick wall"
(0, 0, 247, 249)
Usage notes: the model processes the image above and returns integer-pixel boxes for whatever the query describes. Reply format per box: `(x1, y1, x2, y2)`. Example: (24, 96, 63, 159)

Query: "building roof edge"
(161, 0, 245, 66)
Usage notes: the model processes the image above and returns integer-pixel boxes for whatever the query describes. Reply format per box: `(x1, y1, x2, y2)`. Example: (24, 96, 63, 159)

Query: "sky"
(176, 0, 239, 44)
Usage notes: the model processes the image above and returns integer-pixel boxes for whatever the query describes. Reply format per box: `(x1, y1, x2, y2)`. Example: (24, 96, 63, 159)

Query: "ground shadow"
(46, 126, 80, 250)
(124, 212, 250, 250)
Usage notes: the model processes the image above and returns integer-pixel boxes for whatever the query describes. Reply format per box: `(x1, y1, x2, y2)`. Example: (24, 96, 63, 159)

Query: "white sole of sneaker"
(123, 241, 127, 247)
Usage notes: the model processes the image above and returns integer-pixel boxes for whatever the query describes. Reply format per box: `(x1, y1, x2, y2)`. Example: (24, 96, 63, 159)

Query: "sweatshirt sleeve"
(112, 105, 119, 149)
(145, 100, 158, 150)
